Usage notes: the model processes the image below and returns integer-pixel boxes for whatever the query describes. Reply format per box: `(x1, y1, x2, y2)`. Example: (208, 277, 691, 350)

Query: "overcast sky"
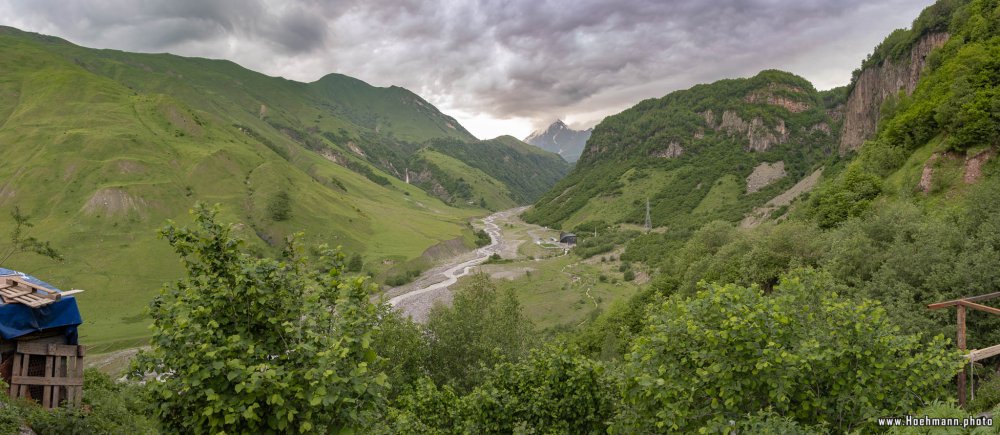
(0, 0, 935, 139)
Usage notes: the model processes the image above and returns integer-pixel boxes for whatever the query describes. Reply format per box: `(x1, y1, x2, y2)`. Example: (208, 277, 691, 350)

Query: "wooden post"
(958, 305, 967, 407)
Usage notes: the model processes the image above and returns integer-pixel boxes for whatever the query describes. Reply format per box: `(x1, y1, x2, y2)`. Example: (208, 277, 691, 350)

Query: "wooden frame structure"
(8, 342, 85, 408)
(0, 273, 86, 409)
(928, 291, 1000, 407)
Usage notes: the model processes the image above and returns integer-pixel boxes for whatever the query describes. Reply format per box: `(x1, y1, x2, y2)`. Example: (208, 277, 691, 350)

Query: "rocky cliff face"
(839, 32, 950, 153)
(706, 109, 789, 152)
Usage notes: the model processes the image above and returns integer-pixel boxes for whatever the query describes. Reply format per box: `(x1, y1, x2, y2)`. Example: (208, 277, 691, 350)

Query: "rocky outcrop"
(741, 167, 824, 228)
(746, 161, 786, 193)
(809, 123, 831, 135)
(651, 141, 685, 158)
(347, 141, 366, 157)
(83, 188, 148, 216)
(965, 148, 996, 184)
(712, 110, 788, 152)
(718, 110, 746, 132)
(918, 153, 940, 193)
(745, 84, 811, 113)
(748, 118, 788, 152)
(702, 110, 716, 127)
(839, 32, 949, 154)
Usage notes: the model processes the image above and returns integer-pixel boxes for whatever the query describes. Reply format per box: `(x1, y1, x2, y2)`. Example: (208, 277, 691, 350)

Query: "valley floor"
(384, 207, 526, 322)
(384, 207, 643, 331)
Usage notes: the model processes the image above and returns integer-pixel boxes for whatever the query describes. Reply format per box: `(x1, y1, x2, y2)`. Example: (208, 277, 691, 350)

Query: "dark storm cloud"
(0, 0, 934, 135)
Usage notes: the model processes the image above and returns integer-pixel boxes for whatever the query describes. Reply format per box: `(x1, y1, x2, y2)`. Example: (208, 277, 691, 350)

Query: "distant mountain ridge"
(524, 120, 592, 162)
(524, 70, 843, 231)
(0, 25, 567, 347)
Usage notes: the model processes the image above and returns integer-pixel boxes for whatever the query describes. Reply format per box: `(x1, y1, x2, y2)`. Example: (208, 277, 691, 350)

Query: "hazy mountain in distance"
(524, 120, 592, 162)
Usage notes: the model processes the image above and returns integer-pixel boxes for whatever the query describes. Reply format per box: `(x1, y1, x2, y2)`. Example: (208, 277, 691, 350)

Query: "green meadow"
(0, 27, 495, 351)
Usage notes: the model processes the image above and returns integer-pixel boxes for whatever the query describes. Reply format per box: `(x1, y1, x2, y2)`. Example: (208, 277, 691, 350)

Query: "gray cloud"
(0, 0, 935, 136)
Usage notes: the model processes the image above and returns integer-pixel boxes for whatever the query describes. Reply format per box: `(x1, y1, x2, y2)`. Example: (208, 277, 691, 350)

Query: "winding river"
(387, 207, 520, 320)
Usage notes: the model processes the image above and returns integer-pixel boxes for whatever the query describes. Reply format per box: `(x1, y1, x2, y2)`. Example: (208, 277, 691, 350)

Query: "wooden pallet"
(0, 277, 83, 308)
(9, 342, 85, 408)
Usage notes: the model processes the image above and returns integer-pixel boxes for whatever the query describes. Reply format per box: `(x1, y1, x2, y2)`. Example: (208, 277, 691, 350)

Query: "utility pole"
(644, 198, 652, 233)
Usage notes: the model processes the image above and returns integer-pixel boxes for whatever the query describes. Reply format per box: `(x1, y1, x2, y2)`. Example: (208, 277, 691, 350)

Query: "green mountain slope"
(525, 70, 843, 231)
(422, 136, 570, 205)
(808, 0, 995, 226)
(0, 27, 563, 350)
(412, 149, 518, 210)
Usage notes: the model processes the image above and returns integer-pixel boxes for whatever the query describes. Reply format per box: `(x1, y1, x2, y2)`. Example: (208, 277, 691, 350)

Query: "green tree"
(458, 344, 616, 433)
(267, 190, 292, 221)
(425, 273, 535, 393)
(347, 253, 364, 272)
(0, 206, 62, 264)
(809, 164, 883, 229)
(617, 269, 961, 433)
(383, 345, 616, 434)
(372, 304, 429, 398)
(134, 204, 386, 433)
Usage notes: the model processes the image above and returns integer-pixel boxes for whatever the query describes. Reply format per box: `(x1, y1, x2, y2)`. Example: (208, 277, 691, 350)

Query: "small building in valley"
(0, 269, 85, 408)
(559, 232, 577, 245)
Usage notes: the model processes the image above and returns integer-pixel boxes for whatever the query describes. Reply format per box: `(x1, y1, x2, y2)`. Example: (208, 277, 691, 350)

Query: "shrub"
(267, 190, 292, 221)
(617, 269, 961, 433)
(347, 253, 364, 272)
(135, 204, 386, 433)
(425, 274, 535, 393)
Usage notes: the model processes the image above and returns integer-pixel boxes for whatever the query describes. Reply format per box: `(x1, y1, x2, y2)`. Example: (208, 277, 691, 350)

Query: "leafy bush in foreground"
(617, 269, 962, 433)
(135, 204, 386, 433)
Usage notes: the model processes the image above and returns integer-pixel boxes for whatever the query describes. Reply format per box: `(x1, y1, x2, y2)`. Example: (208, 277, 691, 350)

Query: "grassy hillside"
(0, 27, 524, 351)
(424, 135, 571, 204)
(414, 149, 518, 210)
(525, 70, 843, 231)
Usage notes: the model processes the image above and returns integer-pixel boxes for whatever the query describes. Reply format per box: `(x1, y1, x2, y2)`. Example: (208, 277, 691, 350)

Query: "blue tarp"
(0, 268, 82, 344)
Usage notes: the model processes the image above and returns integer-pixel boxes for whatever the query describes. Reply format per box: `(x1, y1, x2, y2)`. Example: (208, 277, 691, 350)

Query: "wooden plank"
(959, 305, 967, 407)
(0, 286, 34, 298)
(5, 277, 56, 295)
(56, 290, 83, 298)
(10, 376, 83, 387)
(10, 293, 50, 308)
(959, 300, 1000, 316)
(42, 355, 53, 407)
(64, 357, 73, 406)
(17, 342, 81, 357)
(968, 343, 1000, 362)
(929, 291, 1000, 309)
(9, 351, 22, 399)
(71, 355, 82, 406)
(17, 354, 28, 399)
(57, 356, 66, 407)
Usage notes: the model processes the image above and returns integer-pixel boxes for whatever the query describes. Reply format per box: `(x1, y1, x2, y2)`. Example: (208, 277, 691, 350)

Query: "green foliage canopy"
(135, 204, 387, 433)
(617, 269, 961, 433)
